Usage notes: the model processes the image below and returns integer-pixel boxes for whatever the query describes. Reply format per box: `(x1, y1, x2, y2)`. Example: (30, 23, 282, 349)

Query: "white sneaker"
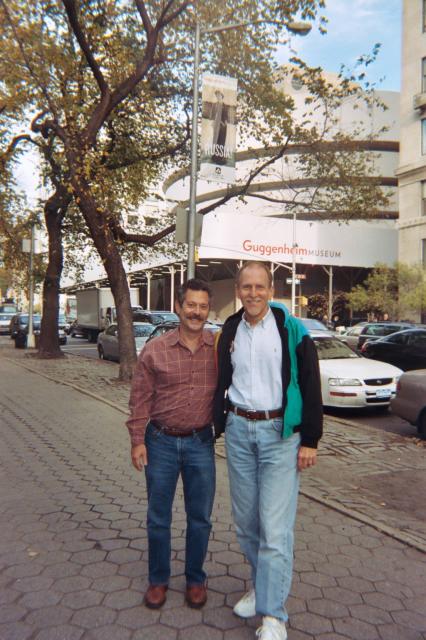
(256, 616, 287, 640)
(233, 588, 256, 618)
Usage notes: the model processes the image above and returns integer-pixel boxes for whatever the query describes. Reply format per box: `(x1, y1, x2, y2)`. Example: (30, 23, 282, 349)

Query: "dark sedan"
(361, 328, 426, 371)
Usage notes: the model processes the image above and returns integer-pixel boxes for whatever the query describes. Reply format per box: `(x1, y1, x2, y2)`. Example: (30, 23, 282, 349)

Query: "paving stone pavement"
(1, 344, 426, 639)
(4, 342, 426, 549)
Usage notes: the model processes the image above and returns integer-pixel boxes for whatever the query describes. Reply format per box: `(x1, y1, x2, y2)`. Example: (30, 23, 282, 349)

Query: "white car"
(0, 313, 14, 335)
(311, 333, 403, 409)
(97, 322, 154, 361)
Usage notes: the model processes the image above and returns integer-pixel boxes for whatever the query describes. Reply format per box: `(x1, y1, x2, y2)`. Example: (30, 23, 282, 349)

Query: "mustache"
(187, 315, 203, 321)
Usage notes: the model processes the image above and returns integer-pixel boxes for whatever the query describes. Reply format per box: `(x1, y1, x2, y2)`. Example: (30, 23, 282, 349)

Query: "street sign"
(286, 278, 301, 285)
(296, 274, 306, 280)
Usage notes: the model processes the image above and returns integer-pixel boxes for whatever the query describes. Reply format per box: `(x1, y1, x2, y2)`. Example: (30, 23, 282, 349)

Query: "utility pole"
(27, 223, 36, 348)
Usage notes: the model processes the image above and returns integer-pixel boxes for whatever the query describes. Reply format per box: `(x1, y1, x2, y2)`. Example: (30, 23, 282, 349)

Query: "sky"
(279, 0, 401, 92)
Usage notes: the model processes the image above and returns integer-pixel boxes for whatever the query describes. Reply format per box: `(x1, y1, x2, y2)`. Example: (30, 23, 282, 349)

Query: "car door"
(341, 325, 363, 350)
(103, 325, 119, 360)
(406, 332, 426, 370)
(376, 332, 409, 369)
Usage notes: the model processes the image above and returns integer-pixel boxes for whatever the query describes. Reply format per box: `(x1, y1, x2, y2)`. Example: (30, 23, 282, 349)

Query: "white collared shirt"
(228, 308, 283, 410)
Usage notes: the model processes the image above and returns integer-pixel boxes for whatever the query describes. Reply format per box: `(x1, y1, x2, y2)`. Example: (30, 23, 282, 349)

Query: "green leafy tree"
(347, 263, 426, 321)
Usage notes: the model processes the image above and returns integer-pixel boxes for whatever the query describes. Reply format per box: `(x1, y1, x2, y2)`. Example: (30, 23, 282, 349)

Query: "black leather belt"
(229, 403, 283, 421)
(150, 420, 211, 437)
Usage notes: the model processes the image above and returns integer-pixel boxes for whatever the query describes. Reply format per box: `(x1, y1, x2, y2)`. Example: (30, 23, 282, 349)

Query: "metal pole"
(187, 21, 201, 280)
(169, 266, 175, 311)
(147, 272, 151, 309)
(27, 224, 36, 348)
(328, 265, 333, 321)
(291, 210, 297, 316)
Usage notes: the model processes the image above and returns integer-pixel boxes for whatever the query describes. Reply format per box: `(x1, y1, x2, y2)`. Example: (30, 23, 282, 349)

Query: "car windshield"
(301, 319, 329, 331)
(313, 336, 360, 360)
(0, 314, 10, 320)
(133, 324, 154, 337)
(19, 314, 41, 323)
(0, 305, 17, 313)
(151, 312, 179, 325)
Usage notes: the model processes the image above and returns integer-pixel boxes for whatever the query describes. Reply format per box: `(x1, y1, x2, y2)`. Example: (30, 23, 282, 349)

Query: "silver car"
(0, 313, 14, 335)
(390, 369, 426, 440)
(97, 322, 154, 361)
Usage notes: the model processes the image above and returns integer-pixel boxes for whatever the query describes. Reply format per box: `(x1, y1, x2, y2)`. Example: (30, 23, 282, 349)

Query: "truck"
(74, 287, 141, 342)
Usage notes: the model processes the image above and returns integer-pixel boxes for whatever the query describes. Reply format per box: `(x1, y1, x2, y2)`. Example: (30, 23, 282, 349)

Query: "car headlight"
(328, 378, 362, 386)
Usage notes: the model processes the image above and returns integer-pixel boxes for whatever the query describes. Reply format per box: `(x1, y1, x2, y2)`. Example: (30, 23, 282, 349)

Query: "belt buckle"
(245, 409, 258, 420)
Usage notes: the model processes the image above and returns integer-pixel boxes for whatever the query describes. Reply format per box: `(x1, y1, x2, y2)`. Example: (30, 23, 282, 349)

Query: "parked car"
(311, 332, 402, 409)
(0, 303, 19, 314)
(0, 313, 14, 335)
(132, 309, 179, 325)
(340, 321, 415, 352)
(146, 320, 221, 343)
(391, 369, 426, 439)
(68, 319, 86, 338)
(9, 313, 42, 339)
(58, 313, 71, 333)
(338, 322, 368, 349)
(97, 322, 155, 361)
(299, 318, 332, 334)
(361, 328, 426, 371)
(12, 314, 67, 348)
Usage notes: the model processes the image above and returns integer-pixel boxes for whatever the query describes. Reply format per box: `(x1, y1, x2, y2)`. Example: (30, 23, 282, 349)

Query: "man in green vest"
(213, 261, 323, 640)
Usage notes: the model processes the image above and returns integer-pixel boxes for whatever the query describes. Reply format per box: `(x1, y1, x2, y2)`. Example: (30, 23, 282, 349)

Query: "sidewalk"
(1, 344, 426, 639)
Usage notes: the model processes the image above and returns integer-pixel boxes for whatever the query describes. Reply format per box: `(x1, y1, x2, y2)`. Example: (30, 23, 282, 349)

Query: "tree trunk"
(38, 187, 71, 358)
(70, 171, 137, 380)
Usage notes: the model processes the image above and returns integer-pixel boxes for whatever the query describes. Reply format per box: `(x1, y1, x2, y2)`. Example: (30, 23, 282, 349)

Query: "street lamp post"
(186, 19, 312, 280)
(27, 223, 36, 348)
(291, 209, 297, 315)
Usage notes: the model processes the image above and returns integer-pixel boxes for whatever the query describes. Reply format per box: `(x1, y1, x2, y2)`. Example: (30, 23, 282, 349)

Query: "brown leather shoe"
(185, 583, 207, 608)
(144, 584, 168, 609)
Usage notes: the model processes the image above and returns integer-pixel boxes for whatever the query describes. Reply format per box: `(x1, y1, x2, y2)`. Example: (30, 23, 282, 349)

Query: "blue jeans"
(144, 422, 216, 585)
(225, 412, 300, 621)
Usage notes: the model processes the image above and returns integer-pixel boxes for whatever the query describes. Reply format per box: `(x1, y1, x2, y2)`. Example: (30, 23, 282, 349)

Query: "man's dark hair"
(176, 279, 212, 306)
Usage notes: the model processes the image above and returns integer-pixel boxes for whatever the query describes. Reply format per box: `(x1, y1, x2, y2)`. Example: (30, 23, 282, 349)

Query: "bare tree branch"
(61, 0, 109, 97)
(198, 141, 291, 216)
(134, 0, 153, 36)
(109, 215, 175, 246)
(158, 0, 192, 29)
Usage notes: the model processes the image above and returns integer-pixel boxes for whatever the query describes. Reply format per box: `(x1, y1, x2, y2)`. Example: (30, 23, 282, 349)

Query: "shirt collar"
(242, 307, 272, 329)
(166, 326, 215, 347)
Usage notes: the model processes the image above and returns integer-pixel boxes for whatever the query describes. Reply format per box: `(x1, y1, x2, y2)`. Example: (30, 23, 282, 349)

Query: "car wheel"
(417, 410, 426, 441)
(98, 345, 106, 360)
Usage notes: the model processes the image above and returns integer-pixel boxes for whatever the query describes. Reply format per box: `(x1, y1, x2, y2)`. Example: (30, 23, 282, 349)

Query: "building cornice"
(397, 217, 426, 230)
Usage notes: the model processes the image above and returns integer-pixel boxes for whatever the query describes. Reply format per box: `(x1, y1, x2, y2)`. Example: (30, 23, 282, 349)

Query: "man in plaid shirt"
(126, 279, 217, 610)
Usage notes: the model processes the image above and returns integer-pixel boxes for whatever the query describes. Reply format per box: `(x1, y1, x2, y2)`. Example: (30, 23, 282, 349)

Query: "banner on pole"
(200, 74, 237, 184)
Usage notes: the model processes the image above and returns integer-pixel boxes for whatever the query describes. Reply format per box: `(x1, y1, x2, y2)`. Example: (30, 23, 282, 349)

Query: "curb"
(5, 354, 426, 555)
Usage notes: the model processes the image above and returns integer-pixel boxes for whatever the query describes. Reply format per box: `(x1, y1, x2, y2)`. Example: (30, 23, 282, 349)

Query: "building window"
(423, 120, 426, 155)
(423, 58, 426, 93)
(422, 182, 426, 216)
